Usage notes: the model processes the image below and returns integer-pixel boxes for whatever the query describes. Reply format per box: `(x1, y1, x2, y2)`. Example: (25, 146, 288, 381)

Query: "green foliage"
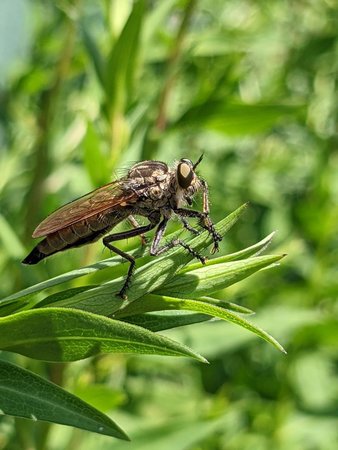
(0, 205, 285, 438)
(173, 102, 304, 136)
(0, 360, 128, 440)
(0, 0, 336, 448)
(0, 308, 208, 362)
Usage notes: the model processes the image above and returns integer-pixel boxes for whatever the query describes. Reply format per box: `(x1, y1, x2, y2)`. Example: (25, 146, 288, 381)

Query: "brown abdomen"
(22, 209, 130, 265)
(22, 218, 110, 265)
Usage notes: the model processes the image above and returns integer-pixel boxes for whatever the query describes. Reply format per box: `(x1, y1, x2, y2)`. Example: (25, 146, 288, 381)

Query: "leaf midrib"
(2, 335, 187, 354)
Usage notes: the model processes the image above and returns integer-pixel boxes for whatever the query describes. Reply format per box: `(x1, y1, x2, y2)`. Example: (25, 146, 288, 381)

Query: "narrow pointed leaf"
(120, 294, 286, 353)
(81, 26, 105, 88)
(105, 0, 145, 106)
(116, 294, 253, 319)
(125, 311, 212, 332)
(0, 360, 128, 440)
(157, 254, 285, 298)
(179, 231, 276, 274)
(199, 297, 254, 314)
(0, 308, 206, 362)
(0, 255, 124, 307)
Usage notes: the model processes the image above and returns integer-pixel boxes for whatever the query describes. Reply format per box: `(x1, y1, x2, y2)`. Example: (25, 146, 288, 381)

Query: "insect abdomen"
(22, 222, 108, 265)
(22, 232, 65, 264)
(22, 210, 130, 265)
(22, 243, 49, 264)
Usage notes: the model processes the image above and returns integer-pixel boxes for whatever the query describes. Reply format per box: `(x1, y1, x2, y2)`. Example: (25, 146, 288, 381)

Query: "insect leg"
(103, 218, 159, 299)
(102, 243, 136, 300)
(128, 215, 148, 245)
(200, 180, 222, 251)
(150, 218, 206, 264)
(179, 216, 200, 235)
(200, 179, 210, 214)
(173, 207, 222, 253)
(177, 180, 212, 237)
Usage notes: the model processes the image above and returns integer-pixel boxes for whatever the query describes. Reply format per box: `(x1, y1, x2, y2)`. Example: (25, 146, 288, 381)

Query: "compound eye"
(177, 161, 194, 189)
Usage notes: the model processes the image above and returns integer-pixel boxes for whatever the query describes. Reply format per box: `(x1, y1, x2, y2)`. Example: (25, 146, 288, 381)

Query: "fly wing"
(32, 180, 138, 238)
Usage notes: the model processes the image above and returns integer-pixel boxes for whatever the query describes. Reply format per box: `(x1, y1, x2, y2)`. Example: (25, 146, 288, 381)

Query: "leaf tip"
(274, 341, 287, 354)
(101, 423, 130, 441)
(119, 432, 131, 442)
(239, 202, 250, 213)
(267, 230, 277, 240)
(197, 354, 209, 364)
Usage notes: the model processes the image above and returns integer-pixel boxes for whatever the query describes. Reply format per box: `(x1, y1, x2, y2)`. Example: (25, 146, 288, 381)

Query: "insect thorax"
(126, 159, 200, 211)
(128, 160, 169, 180)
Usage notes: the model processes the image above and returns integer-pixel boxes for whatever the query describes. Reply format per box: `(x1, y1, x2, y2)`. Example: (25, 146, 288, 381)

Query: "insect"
(23, 155, 222, 298)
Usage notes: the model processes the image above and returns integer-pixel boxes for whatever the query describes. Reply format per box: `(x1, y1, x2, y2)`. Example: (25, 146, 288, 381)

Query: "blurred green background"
(0, 0, 337, 449)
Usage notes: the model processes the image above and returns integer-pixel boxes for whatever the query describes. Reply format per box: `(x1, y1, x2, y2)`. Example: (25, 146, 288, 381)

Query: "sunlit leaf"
(0, 360, 128, 440)
(116, 294, 285, 353)
(157, 254, 285, 298)
(0, 308, 207, 362)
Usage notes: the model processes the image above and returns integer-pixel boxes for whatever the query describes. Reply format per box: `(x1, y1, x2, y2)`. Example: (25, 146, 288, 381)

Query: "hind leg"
(103, 217, 160, 299)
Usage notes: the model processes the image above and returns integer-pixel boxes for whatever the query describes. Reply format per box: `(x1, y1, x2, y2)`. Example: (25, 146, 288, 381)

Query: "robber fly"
(23, 155, 222, 298)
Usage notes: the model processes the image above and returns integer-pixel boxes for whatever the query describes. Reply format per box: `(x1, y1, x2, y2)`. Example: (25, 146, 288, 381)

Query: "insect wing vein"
(32, 181, 135, 238)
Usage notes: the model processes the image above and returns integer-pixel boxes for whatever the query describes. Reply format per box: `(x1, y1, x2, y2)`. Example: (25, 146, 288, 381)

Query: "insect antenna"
(193, 153, 204, 169)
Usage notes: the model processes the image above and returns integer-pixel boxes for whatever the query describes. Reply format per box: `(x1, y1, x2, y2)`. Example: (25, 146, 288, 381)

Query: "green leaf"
(157, 254, 285, 298)
(105, 0, 145, 111)
(178, 231, 276, 274)
(0, 308, 207, 362)
(124, 311, 212, 332)
(81, 26, 105, 88)
(0, 360, 128, 440)
(199, 297, 254, 314)
(36, 286, 96, 307)
(116, 294, 253, 319)
(0, 253, 132, 308)
(121, 297, 253, 332)
(1, 232, 181, 312)
(119, 297, 253, 332)
(119, 294, 286, 353)
(173, 102, 304, 135)
(169, 306, 318, 359)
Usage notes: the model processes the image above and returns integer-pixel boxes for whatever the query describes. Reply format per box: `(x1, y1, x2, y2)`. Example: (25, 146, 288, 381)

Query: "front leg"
(150, 218, 206, 264)
(200, 179, 210, 215)
(173, 207, 222, 254)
